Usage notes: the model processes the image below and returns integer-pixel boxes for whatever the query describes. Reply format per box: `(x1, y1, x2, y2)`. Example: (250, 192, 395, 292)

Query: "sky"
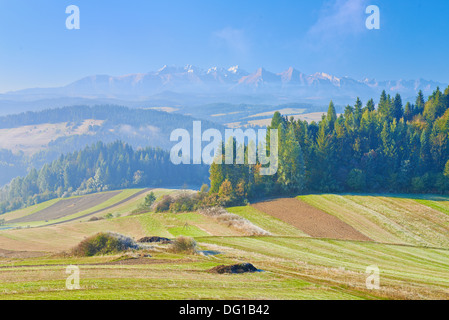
(0, 0, 448, 93)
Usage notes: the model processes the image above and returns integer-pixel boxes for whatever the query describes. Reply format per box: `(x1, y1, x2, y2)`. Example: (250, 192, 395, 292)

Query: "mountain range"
(0, 65, 446, 116)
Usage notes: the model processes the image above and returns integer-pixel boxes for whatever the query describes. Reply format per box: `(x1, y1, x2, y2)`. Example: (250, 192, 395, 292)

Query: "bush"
(170, 236, 197, 254)
(104, 213, 114, 219)
(169, 193, 199, 213)
(88, 216, 104, 222)
(71, 232, 139, 256)
(132, 192, 157, 214)
(154, 195, 174, 212)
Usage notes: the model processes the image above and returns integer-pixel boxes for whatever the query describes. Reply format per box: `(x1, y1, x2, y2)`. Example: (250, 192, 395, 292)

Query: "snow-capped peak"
(207, 67, 218, 74)
(228, 65, 240, 74)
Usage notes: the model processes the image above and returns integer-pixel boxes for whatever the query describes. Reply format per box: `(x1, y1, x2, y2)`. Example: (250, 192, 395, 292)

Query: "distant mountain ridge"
(3, 65, 446, 98)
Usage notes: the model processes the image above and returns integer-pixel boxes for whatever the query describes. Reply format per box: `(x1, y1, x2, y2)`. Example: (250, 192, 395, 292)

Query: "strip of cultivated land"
(251, 198, 372, 242)
(0, 236, 448, 300)
(298, 194, 449, 248)
(0, 191, 449, 299)
(3, 189, 152, 228)
(7, 191, 122, 224)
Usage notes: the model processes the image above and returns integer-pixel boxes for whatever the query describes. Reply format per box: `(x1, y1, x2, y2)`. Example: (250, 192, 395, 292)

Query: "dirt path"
(252, 198, 372, 241)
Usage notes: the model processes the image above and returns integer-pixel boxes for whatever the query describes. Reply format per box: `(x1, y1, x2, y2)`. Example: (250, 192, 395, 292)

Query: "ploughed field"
(0, 190, 449, 300)
(251, 198, 372, 242)
(7, 191, 122, 224)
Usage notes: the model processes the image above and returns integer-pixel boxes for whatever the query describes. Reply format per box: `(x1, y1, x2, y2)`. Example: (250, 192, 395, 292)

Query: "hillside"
(0, 105, 220, 186)
(0, 141, 209, 214)
(0, 191, 449, 299)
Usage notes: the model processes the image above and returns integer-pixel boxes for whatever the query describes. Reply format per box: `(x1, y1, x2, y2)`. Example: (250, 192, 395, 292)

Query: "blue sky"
(0, 0, 448, 92)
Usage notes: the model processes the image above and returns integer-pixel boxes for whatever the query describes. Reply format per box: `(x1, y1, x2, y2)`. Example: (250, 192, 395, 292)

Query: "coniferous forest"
(0, 141, 209, 213)
(1, 87, 449, 213)
(208, 87, 449, 206)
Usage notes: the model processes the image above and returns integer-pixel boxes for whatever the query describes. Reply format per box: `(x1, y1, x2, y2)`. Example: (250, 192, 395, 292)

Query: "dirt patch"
(252, 198, 372, 241)
(7, 191, 122, 224)
(137, 236, 172, 244)
(209, 263, 260, 274)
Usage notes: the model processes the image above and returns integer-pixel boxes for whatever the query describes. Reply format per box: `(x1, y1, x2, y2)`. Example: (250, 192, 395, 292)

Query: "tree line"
(208, 87, 449, 206)
(0, 141, 208, 214)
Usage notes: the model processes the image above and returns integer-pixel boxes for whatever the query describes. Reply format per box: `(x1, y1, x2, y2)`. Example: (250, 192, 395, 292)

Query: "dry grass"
(199, 207, 270, 236)
(169, 236, 197, 254)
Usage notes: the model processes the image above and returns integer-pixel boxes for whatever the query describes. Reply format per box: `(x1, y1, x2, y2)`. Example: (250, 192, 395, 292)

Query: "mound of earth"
(209, 263, 259, 274)
(137, 236, 172, 244)
(252, 198, 371, 241)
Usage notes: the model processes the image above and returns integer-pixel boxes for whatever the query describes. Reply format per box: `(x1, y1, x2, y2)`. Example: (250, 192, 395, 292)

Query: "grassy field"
(1, 191, 449, 300)
(298, 194, 449, 248)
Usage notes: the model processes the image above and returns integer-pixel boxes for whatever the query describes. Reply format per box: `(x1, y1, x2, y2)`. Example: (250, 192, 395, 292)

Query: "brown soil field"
(7, 191, 122, 224)
(251, 198, 372, 241)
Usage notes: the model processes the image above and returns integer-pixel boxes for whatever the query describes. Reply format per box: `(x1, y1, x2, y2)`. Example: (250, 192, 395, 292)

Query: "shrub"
(154, 195, 174, 212)
(170, 236, 197, 254)
(71, 232, 139, 257)
(104, 213, 114, 219)
(88, 216, 104, 222)
(132, 192, 157, 214)
(169, 193, 199, 213)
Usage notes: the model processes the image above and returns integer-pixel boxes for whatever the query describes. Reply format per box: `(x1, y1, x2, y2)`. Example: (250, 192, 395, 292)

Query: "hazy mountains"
(0, 65, 446, 115)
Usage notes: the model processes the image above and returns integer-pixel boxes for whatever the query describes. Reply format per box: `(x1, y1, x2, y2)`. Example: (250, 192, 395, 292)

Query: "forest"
(1, 87, 449, 214)
(208, 87, 449, 206)
(0, 141, 208, 214)
(0, 105, 223, 186)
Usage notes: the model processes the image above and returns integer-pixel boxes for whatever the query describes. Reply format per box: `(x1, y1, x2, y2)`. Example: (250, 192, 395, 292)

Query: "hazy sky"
(0, 0, 448, 92)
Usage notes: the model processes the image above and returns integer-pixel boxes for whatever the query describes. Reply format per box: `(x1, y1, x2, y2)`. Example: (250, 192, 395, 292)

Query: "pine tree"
(276, 125, 305, 194)
(378, 90, 390, 119)
(392, 93, 403, 121)
(354, 97, 363, 129)
(415, 90, 425, 115)
(404, 102, 414, 121)
(327, 100, 337, 131)
(365, 99, 375, 112)
(209, 162, 224, 194)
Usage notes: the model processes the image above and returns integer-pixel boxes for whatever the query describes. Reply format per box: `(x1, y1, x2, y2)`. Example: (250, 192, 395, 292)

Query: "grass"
(2, 236, 448, 300)
(2, 199, 60, 222)
(0, 250, 362, 300)
(1, 191, 449, 300)
(298, 194, 449, 248)
(227, 206, 309, 237)
(5, 189, 145, 228)
(198, 236, 449, 299)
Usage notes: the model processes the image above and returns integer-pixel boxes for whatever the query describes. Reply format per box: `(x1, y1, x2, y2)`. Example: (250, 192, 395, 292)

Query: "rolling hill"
(0, 105, 220, 187)
(0, 191, 448, 300)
